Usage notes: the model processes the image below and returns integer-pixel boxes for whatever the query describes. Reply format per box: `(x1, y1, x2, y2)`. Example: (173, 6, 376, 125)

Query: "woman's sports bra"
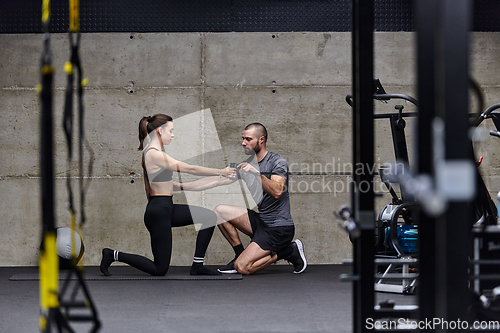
(144, 147, 173, 182)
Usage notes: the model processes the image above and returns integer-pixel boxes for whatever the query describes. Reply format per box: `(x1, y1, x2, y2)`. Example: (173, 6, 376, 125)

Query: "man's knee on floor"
(234, 258, 252, 275)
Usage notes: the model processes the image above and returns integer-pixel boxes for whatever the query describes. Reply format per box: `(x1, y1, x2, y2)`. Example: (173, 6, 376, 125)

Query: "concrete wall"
(1, 32, 500, 267)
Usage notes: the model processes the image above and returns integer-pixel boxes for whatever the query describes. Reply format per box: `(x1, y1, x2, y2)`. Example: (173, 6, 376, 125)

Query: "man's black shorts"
(247, 209, 295, 254)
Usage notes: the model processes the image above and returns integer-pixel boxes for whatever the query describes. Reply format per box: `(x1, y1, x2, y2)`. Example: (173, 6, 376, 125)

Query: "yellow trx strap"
(42, 0, 50, 24)
(39, 231, 59, 330)
(69, 0, 79, 32)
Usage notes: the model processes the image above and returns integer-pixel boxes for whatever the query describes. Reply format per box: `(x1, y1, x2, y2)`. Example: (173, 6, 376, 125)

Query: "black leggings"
(118, 196, 217, 276)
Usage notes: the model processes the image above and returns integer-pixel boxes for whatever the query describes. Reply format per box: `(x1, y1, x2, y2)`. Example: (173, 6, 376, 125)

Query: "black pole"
(415, 0, 438, 328)
(351, 0, 374, 332)
(434, 0, 474, 329)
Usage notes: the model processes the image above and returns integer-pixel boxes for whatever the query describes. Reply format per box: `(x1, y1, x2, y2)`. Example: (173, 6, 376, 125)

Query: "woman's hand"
(221, 166, 237, 179)
(217, 176, 236, 185)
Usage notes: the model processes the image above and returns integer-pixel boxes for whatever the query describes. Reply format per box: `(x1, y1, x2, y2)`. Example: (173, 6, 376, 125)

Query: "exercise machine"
(344, 78, 419, 295)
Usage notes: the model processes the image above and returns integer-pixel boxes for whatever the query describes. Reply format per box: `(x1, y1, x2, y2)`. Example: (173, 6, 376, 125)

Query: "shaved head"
(244, 123, 268, 143)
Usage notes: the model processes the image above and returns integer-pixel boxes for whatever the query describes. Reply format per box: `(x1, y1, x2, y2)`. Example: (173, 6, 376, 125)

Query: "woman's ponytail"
(138, 116, 149, 151)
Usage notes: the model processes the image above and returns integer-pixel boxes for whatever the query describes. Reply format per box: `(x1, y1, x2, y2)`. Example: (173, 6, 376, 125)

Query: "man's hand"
(237, 162, 259, 175)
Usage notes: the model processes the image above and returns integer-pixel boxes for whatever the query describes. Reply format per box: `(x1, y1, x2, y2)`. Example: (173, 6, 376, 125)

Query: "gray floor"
(0, 264, 416, 333)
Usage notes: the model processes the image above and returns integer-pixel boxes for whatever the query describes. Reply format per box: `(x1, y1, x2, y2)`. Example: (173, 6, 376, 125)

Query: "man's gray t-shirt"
(240, 152, 294, 228)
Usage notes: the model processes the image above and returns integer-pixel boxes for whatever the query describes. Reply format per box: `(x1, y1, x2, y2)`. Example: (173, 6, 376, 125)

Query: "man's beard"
(244, 142, 260, 155)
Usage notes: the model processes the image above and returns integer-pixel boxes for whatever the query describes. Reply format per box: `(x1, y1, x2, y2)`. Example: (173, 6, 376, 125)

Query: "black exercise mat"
(10, 273, 242, 281)
(9, 266, 242, 281)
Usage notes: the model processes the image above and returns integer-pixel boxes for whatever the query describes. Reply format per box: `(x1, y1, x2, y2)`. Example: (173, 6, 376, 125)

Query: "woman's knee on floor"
(153, 264, 169, 276)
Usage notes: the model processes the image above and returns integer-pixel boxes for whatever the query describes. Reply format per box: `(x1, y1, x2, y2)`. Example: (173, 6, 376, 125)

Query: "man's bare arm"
(260, 175, 285, 199)
(238, 162, 285, 199)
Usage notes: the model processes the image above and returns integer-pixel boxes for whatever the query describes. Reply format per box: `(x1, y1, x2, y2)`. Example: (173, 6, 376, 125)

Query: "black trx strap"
(62, 32, 76, 247)
(63, 15, 94, 233)
(39, 1, 64, 332)
(59, 0, 100, 331)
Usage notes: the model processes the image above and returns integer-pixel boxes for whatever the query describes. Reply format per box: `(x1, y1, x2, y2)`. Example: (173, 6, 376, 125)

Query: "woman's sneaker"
(287, 239, 307, 274)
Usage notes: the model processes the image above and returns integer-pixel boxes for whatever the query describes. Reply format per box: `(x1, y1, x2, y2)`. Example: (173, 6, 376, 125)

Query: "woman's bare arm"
(149, 150, 235, 177)
(173, 176, 235, 191)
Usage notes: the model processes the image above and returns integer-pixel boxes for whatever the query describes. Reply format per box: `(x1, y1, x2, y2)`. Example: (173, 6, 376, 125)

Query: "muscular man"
(215, 123, 306, 275)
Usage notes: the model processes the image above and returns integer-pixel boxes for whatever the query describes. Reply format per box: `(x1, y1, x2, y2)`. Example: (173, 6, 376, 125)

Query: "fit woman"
(100, 114, 235, 276)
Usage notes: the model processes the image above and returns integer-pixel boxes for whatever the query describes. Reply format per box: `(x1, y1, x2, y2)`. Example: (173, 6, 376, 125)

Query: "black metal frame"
(415, 0, 438, 326)
(351, 1, 375, 332)
(416, 0, 474, 327)
(433, 0, 473, 323)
